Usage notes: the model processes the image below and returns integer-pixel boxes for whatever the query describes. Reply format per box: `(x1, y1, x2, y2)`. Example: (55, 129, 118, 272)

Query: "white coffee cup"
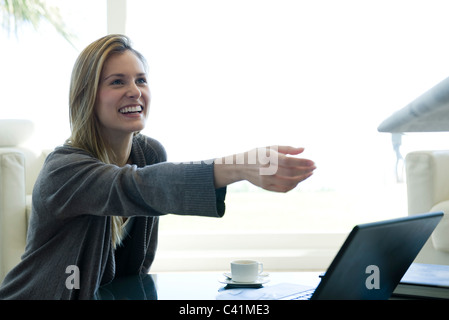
(230, 259, 263, 282)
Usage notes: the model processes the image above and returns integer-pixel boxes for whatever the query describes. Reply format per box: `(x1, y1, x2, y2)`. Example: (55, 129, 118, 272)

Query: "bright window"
(127, 0, 449, 234)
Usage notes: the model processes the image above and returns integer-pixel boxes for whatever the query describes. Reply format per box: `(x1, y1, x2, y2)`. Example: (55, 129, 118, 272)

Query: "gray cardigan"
(0, 134, 226, 299)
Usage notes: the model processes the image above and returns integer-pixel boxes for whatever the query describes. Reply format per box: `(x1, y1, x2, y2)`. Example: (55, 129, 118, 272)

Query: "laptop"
(283, 211, 444, 300)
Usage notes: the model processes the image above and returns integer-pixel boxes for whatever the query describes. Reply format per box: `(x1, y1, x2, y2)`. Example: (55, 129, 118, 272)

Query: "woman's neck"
(105, 133, 134, 166)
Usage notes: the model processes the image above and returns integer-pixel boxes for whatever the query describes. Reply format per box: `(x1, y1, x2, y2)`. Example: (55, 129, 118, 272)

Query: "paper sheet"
(216, 283, 314, 300)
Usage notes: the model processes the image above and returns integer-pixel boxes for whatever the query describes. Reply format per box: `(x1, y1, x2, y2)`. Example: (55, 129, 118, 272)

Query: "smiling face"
(95, 50, 150, 143)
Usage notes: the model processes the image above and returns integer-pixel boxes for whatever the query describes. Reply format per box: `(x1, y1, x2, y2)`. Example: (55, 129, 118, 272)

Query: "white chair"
(377, 75, 449, 265)
(0, 119, 50, 282)
(406, 150, 449, 265)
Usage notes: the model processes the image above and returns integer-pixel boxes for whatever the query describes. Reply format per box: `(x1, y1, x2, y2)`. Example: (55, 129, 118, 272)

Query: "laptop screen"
(311, 212, 443, 300)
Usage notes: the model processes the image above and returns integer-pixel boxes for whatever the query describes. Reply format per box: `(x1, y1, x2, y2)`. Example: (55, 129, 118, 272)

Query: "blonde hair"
(67, 34, 147, 248)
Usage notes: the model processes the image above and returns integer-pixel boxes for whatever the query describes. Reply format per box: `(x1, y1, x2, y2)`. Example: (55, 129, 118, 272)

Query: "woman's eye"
(110, 79, 124, 85)
(136, 78, 147, 84)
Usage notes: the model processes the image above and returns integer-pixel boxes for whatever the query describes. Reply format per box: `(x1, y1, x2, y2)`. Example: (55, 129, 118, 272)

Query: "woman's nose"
(127, 83, 142, 99)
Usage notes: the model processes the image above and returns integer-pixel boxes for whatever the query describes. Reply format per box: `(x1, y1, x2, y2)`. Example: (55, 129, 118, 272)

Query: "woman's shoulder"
(38, 145, 101, 178)
(47, 144, 96, 163)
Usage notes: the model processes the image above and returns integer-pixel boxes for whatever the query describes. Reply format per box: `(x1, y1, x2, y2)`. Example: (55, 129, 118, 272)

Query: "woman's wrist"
(213, 153, 246, 189)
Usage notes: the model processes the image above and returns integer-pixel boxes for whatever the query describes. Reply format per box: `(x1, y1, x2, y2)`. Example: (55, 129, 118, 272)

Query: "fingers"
(278, 156, 315, 169)
(271, 148, 316, 174)
(258, 146, 316, 193)
(258, 160, 316, 192)
(275, 146, 305, 156)
(268, 146, 315, 169)
(274, 164, 316, 179)
(262, 146, 314, 165)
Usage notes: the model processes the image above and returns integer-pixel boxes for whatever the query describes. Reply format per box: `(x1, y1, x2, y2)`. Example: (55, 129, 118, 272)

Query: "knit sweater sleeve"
(33, 144, 226, 220)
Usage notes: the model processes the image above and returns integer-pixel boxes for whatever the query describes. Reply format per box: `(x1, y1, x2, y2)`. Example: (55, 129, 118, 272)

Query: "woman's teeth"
(119, 105, 143, 114)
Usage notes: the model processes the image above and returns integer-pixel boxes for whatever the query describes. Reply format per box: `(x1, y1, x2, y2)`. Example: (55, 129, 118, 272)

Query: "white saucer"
(223, 272, 269, 279)
(219, 273, 270, 286)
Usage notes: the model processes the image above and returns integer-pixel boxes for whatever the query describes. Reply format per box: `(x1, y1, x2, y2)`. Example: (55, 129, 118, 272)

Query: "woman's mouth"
(119, 105, 143, 114)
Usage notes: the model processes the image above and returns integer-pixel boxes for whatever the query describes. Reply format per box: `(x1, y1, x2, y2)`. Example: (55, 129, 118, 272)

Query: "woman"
(0, 34, 316, 299)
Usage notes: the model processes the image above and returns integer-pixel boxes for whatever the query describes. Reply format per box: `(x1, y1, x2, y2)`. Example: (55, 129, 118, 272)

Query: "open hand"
(214, 146, 316, 192)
